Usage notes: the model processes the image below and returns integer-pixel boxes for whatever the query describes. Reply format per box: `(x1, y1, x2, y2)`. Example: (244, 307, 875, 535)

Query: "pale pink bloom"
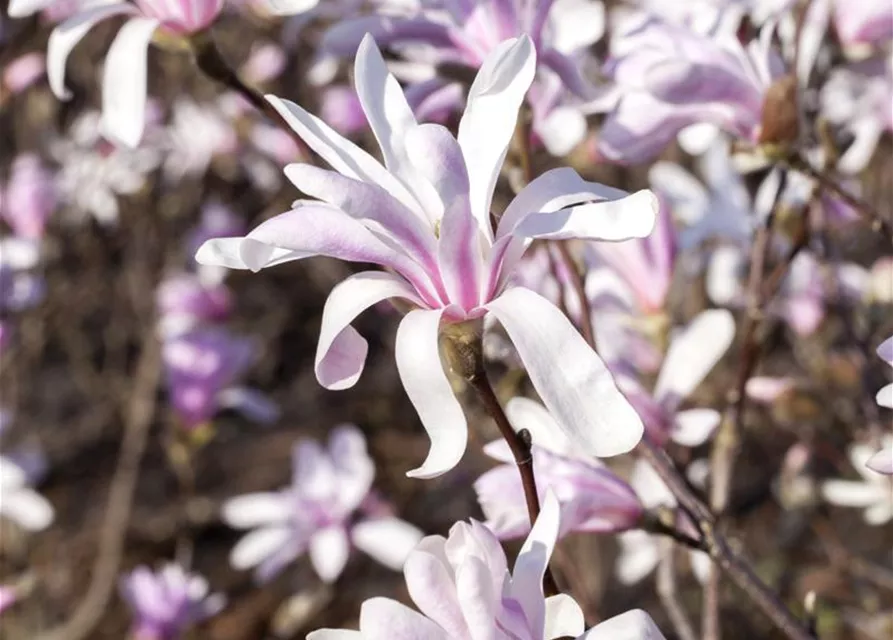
(619, 310, 736, 448)
(745, 375, 796, 403)
(161, 99, 238, 181)
(0, 585, 16, 616)
(44, 0, 224, 146)
(475, 397, 643, 540)
(821, 436, 893, 524)
(119, 564, 224, 640)
(197, 35, 655, 477)
(2, 53, 46, 94)
(616, 460, 711, 585)
(240, 42, 287, 85)
(308, 492, 667, 639)
(222, 425, 423, 582)
(832, 0, 893, 48)
(320, 85, 368, 136)
(156, 272, 232, 337)
(0, 153, 56, 240)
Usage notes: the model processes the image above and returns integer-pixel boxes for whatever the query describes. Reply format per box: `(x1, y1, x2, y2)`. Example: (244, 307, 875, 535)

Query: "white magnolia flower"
(821, 436, 893, 525)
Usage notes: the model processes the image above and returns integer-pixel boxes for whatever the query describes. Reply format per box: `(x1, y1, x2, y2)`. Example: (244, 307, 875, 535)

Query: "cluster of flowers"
(1, 0, 891, 637)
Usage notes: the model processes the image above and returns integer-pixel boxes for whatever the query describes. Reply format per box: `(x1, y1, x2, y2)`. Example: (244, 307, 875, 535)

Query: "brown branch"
(555, 241, 596, 349)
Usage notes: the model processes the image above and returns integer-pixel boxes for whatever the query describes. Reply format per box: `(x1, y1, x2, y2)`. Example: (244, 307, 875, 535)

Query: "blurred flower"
(0, 153, 56, 240)
(869, 337, 893, 475)
(162, 328, 277, 430)
(320, 85, 368, 136)
(2, 53, 46, 95)
(820, 436, 893, 524)
(119, 564, 224, 640)
(0, 585, 15, 616)
(309, 492, 668, 639)
(321, 0, 608, 155)
(0, 237, 45, 313)
(616, 460, 710, 585)
(197, 35, 655, 477)
(222, 424, 423, 582)
(832, 0, 893, 48)
(51, 111, 161, 225)
(475, 397, 643, 540)
(40, 0, 225, 146)
(0, 416, 53, 533)
(156, 273, 232, 338)
(161, 99, 238, 181)
(619, 310, 736, 447)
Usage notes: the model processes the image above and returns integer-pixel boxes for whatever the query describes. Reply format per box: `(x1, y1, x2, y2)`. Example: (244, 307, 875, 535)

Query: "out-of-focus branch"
(657, 539, 698, 640)
(555, 241, 596, 349)
(36, 328, 161, 640)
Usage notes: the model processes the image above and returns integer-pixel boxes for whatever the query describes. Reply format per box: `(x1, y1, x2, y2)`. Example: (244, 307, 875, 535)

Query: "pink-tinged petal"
(510, 492, 561, 636)
(395, 308, 468, 479)
(581, 609, 667, 639)
(283, 164, 437, 267)
(487, 288, 644, 457)
(322, 16, 454, 57)
(511, 189, 658, 242)
(195, 237, 304, 271)
(404, 80, 464, 123)
(293, 440, 335, 500)
(316, 271, 422, 391)
(745, 376, 796, 403)
(458, 35, 536, 239)
(328, 424, 375, 511)
(438, 196, 484, 311)
(266, 95, 419, 214)
(221, 492, 290, 528)
(0, 488, 54, 531)
(543, 593, 585, 639)
(100, 17, 159, 147)
(352, 518, 424, 570)
(404, 124, 471, 209)
(821, 480, 888, 507)
(359, 597, 450, 640)
(47, 3, 137, 100)
(671, 409, 721, 447)
(876, 383, 893, 409)
(228, 525, 292, 570)
(539, 48, 601, 99)
(654, 310, 736, 409)
(404, 547, 469, 636)
(455, 556, 498, 640)
(309, 526, 351, 582)
(7, 0, 56, 16)
(877, 336, 893, 366)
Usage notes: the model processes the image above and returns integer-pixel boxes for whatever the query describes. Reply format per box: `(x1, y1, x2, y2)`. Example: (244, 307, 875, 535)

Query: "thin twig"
(36, 329, 161, 640)
(555, 241, 596, 349)
(657, 539, 698, 640)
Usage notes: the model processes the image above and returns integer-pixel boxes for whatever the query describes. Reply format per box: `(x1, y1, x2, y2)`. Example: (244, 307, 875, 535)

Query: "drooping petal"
(359, 597, 451, 640)
(671, 409, 721, 447)
(352, 518, 424, 570)
(487, 288, 644, 458)
(395, 308, 468, 478)
(457, 35, 536, 239)
(316, 271, 422, 390)
(581, 609, 667, 639)
(100, 17, 159, 147)
(543, 594, 585, 639)
(220, 492, 290, 528)
(654, 309, 736, 410)
(309, 526, 351, 582)
(47, 3, 137, 99)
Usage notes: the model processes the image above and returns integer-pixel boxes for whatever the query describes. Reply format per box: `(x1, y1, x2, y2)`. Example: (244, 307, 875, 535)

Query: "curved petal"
(487, 288, 644, 458)
(328, 424, 375, 512)
(322, 16, 454, 57)
(0, 488, 54, 531)
(581, 609, 667, 639)
(458, 35, 536, 239)
(671, 409, 721, 447)
(654, 309, 736, 409)
(404, 547, 469, 636)
(228, 525, 293, 570)
(100, 17, 159, 147)
(544, 593, 585, 639)
(539, 48, 601, 99)
(309, 526, 351, 582)
(455, 556, 498, 640)
(359, 597, 451, 640)
(316, 271, 422, 390)
(404, 124, 470, 209)
(221, 492, 290, 528)
(352, 517, 424, 570)
(821, 480, 887, 508)
(266, 95, 418, 213)
(866, 446, 893, 475)
(195, 237, 306, 270)
(47, 3, 137, 99)
(504, 397, 576, 458)
(307, 631, 363, 640)
(395, 308, 468, 479)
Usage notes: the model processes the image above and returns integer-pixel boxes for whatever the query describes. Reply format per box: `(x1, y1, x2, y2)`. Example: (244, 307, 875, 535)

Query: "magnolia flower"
(321, 0, 607, 155)
(597, 13, 788, 163)
(223, 425, 423, 582)
(868, 337, 893, 475)
(475, 397, 643, 540)
(0, 237, 45, 314)
(0, 416, 54, 533)
(619, 309, 736, 448)
(820, 436, 893, 525)
(161, 99, 238, 181)
(309, 492, 667, 639)
(43, 0, 224, 146)
(0, 154, 56, 240)
(156, 273, 232, 338)
(2, 52, 46, 96)
(119, 564, 225, 640)
(161, 328, 278, 430)
(196, 35, 655, 478)
(832, 0, 893, 48)
(617, 460, 710, 584)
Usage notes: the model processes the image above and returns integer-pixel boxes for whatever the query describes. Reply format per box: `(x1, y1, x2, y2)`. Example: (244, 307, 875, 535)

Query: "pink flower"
(43, 0, 224, 146)
(832, 0, 893, 48)
(308, 492, 668, 639)
(475, 398, 643, 540)
(156, 273, 232, 337)
(0, 154, 56, 240)
(2, 53, 46, 95)
(197, 35, 656, 478)
(222, 425, 423, 582)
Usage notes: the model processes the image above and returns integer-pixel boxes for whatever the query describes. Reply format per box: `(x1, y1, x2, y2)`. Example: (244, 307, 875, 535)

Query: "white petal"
(876, 383, 892, 409)
(505, 396, 576, 458)
(195, 237, 300, 270)
(676, 123, 720, 156)
(307, 631, 362, 640)
(487, 288, 644, 458)
(689, 550, 712, 585)
(544, 593, 585, 639)
(654, 310, 736, 408)
(864, 501, 893, 525)
(581, 609, 667, 639)
(100, 17, 158, 147)
(221, 493, 290, 528)
(615, 532, 659, 585)
(309, 526, 351, 582)
(536, 106, 587, 157)
(458, 35, 536, 239)
(671, 409, 721, 448)
(352, 518, 424, 570)
(229, 526, 293, 570)
(395, 308, 468, 479)
(316, 271, 421, 390)
(47, 3, 136, 99)
(0, 488, 54, 531)
(820, 480, 887, 508)
(511, 492, 561, 636)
